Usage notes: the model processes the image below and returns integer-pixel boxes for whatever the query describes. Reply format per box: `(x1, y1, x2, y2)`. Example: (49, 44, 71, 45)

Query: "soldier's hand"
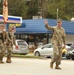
(63, 45, 66, 49)
(44, 19, 48, 25)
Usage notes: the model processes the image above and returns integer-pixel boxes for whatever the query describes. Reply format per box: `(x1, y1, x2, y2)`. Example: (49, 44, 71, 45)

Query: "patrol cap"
(57, 18, 62, 23)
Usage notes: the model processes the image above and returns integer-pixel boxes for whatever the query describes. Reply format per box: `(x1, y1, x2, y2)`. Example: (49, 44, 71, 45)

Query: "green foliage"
(47, 0, 74, 20)
(0, 0, 74, 20)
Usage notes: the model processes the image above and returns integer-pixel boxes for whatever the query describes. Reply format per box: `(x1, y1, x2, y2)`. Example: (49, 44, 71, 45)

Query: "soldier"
(6, 26, 16, 63)
(44, 19, 66, 69)
(3, 28, 8, 47)
(0, 30, 6, 63)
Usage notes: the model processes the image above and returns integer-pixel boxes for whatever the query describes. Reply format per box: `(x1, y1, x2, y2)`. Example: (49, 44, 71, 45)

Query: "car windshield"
(43, 44, 52, 48)
(17, 41, 27, 46)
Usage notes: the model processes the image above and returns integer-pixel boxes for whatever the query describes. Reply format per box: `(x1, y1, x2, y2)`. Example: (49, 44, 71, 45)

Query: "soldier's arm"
(62, 29, 66, 45)
(45, 24, 54, 30)
(6, 32, 11, 42)
(12, 33, 16, 45)
(44, 20, 54, 30)
(13, 36, 16, 45)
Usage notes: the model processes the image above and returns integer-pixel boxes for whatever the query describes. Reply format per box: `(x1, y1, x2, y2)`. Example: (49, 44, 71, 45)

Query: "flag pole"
(3, 0, 8, 24)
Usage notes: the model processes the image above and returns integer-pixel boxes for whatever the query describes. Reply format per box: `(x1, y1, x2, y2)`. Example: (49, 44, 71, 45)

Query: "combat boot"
(0, 56, 4, 64)
(55, 65, 61, 69)
(6, 57, 12, 63)
(0, 60, 4, 63)
(50, 62, 54, 69)
(0, 59, 4, 64)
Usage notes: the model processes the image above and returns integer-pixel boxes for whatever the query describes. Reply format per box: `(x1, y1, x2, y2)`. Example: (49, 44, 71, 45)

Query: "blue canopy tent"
(15, 19, 74, 34)
(16, 19, 50, 34)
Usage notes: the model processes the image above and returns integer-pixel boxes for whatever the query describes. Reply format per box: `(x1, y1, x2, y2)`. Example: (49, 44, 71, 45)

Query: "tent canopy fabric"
(16, 19, 74, 34)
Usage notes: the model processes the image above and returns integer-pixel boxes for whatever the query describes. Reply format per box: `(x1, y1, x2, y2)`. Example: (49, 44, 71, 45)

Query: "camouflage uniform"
(0, 31, 6, 63)
(45, 19, 66, 69)
(6, 28, 16, 63)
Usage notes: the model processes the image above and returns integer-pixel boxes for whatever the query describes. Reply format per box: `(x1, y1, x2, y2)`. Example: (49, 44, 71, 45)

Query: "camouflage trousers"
(6, 43, 13, 58)
(0, 41, 5, 61)
(51, 42, 62, 65)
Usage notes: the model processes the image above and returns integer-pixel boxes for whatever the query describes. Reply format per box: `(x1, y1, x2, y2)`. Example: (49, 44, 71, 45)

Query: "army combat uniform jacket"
(45, 24, 66, 45)
(6, 32, 16, 46)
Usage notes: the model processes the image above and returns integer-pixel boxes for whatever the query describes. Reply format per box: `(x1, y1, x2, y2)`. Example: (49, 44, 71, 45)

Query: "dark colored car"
(66, 50, 74, 60)
(70, 44, 74, 49)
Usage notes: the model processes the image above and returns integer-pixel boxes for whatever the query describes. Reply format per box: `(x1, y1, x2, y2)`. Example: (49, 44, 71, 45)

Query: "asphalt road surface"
(0, 57, 74, 75)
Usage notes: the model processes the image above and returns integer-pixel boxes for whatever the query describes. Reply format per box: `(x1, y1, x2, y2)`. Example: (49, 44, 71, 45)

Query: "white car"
(12, 39, 29, 54)
(34, 43, 72, 57)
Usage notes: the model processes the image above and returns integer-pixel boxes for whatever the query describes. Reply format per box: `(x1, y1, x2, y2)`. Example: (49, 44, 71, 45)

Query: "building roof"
(16, 19, 74, 34)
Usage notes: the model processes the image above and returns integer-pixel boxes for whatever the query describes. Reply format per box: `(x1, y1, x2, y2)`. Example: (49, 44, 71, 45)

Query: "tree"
(8, 0, 29, 19)
(47, 0, 74, 20)
(0, 0, 3, 14)
(0, 0, 74, 20)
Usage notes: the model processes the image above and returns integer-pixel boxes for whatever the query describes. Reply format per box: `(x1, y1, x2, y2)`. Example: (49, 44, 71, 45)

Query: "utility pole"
(0, 0, 2, 2)
(57, 8, 59, 20)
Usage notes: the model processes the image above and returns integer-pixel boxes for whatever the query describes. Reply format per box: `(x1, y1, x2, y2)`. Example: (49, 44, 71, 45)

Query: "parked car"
(34, 43, 72, 57)
(12, 39, 29, 55)
(70, 44, 74, 49)
(34, 43, 53, 57)
(66, 49, 74, 60)
(66, 44, 72, 46)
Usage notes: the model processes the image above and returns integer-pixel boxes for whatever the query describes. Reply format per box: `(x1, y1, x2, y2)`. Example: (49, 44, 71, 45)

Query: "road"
(0, 57, 74, 75)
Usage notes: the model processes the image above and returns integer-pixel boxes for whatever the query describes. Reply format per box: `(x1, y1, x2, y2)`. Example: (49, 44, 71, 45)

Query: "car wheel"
(66, 55, 70, 59)
(35, 51, 40, 56)
(72, 57, 74, 60)
(72, 56, 74, 60)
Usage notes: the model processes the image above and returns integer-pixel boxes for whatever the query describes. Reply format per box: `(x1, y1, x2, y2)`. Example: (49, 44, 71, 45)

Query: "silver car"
(34, 43, 72, 57)
(34, 44, 53, 57)
(12, 39, 29, 54)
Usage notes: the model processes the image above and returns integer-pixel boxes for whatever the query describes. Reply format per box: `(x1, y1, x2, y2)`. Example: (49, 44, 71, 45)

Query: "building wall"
(66, 34, 74, 44)
(48, 34, 74, 44)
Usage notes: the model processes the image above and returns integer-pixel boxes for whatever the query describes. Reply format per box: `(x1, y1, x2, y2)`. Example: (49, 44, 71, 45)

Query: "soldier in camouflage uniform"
(0, 29, 7, 63)
(6, 26, 16, 63)
(44, 19, 66, 69)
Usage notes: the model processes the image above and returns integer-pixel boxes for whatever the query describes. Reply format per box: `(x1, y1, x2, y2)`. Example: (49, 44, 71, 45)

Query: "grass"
(12, 54, 40, 58)
(5, 53, 40, 59)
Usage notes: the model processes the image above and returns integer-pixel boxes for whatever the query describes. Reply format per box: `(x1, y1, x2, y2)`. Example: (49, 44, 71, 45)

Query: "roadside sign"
(0, 15, 22, 23)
